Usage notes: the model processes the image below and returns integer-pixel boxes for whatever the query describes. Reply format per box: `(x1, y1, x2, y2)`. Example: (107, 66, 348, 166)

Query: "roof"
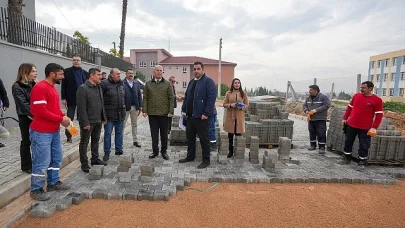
(131, 49, 173, 57)
(159, 56, 237, 66)
(123, 57, 131, 63)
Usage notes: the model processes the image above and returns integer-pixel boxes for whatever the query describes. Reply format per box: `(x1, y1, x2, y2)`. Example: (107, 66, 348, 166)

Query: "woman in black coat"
(12, 63, 37, 174)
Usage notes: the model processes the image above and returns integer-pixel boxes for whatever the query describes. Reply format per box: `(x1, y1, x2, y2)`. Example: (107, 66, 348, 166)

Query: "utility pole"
(218, 37, 222, 98)
(168, 36, 171, 52)
(112, 41, 116, 50)
(313, 78, 317, 85)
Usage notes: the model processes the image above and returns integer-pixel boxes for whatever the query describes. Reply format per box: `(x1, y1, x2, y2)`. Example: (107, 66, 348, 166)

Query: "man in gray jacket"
(76, 68, 107, 172)
(303, 85, 331, 154)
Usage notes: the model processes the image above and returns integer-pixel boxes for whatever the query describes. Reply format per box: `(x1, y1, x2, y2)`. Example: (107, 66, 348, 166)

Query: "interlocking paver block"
(153, 190, 170, 201)
(123, 189, 139, 200)
(137, 190, 154, 201)
(52, 197, 72, 211)
(92, 188, 110, 199)
(119, 172, 132, 183)
(66, 192, 85, 205)
(30, 204, 56, 218)
(108, 188, 125, 200)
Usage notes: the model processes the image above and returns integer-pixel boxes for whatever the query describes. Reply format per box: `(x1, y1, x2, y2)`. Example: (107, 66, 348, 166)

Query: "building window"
(183, 82, 187, 88)
(374, 87, 378, 94)
(376, 74, 380, 82)
(385, 59, 389, 67)
(150, 75, 153, 80)
(150, 61, 157, 68)
(383, 73, 387, 81)
(139, 61, 147, 68)
(370, 75, 374, 81)
(401, 72, 405, 81)
(371, 61, 375, 68)
(378, 60, 381, 68)
(162, 67, 165, 73)
(183, 67, 187, 73)
(391, 73, 395, 81)
(403, 56, 405, 65)
(382, 88, 386, 96)
(393, 57, 398, 66)
(389, 88, 394, 96)
(400, 88, 404, 96)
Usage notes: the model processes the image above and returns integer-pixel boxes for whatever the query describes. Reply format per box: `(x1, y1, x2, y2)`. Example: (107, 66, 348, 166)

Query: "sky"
(35, 0, 405, 92)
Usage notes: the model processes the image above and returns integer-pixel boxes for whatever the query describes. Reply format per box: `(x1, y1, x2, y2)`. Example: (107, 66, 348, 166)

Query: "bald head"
(110, 68, 121, 82)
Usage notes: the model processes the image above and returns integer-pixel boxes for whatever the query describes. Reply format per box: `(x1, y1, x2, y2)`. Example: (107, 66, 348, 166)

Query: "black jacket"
(172, 85, 177, 109)
(123, 79, 143, 111)
(100, 76, 126, 121)
(12, 81, 35, 117)
(76, 80, 107, 126)
(61, 66, 88, 106)
(0, 78, 10, 108)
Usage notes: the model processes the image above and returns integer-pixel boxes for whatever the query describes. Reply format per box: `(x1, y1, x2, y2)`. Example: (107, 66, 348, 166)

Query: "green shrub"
(383, 101, 405, 113)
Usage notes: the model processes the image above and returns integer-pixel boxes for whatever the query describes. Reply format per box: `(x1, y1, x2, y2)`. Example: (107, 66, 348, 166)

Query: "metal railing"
(0, 7, 133, 71)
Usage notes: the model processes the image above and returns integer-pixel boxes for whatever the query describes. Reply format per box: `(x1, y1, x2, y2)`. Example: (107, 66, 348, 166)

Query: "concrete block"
(52, 197, 72, 211)
(277, 137, 291, 163)
(123, 189, 139, 200)
(119, 172, 132, 183)
(108, 188, 125, 200)
(117, 164, 130, 173)
(217, 155, 229, 164)
(30, 204, 56, 218)
(66, 192, 85, 205)
(119, 155, 133, 167)
(89, 165, 104, 180)
(137, 190, 155, 201)
(153, 190, 169, 201)
(92, 188, 110, 199)
(139, 176, 153, 182)
(171, 181, 185, 191)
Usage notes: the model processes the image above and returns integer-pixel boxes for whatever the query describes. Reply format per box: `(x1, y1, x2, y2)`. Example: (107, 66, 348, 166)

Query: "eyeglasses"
(193, 68, 201, 71)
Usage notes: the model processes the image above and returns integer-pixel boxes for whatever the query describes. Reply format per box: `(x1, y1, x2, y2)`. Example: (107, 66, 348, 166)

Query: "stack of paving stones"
(169, 115, 188, 145)
(234, 136, 246, 162)
(262, 151, 278, 172)
(89, 165, 104, 180)
(245, 101, 294, 145)
(217, 132, 229, 164)
(277, 137, 292, 164)
(249, 136, 260, 164)
(195, 138, 203, 162)
(326, 107, 405, 164)
(139, 162, 156, 182)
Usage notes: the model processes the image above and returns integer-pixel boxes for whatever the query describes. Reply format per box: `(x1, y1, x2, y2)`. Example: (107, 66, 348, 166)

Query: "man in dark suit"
(61, 55, 89, 143)
(0, 77, 10, 147)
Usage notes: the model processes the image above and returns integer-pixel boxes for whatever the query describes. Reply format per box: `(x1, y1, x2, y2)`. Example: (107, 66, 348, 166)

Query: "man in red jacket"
(341, 81, 383, 171)
(30, 63, 71, 201)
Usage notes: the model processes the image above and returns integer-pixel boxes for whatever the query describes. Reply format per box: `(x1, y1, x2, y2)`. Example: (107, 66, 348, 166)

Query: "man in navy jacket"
(179, 61, 217, 169)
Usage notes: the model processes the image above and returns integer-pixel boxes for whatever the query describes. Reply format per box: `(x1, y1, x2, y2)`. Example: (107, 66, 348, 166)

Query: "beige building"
(368, 49, 405, 102)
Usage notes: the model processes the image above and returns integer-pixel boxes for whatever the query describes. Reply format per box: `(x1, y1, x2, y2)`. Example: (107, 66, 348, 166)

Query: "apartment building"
(368, 49, 405, 102)
(129, 49, 173, 79)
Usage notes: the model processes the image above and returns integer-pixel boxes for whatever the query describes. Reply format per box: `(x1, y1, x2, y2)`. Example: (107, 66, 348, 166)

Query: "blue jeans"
(104, 121, 124, 154)
(30, 129, 63, 191)
(209, 115, 217, 143)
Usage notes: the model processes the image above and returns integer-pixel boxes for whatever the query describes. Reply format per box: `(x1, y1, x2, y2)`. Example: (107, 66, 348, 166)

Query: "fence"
(0, 7, 133, 71)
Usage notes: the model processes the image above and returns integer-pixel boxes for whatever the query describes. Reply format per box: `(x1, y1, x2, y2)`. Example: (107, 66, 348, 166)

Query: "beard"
(55, 79, 61, 85)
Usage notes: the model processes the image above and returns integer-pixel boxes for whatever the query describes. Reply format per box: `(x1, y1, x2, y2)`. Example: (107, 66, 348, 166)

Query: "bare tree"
(7, 0, 24, 45)
(119, 0, 128, 59)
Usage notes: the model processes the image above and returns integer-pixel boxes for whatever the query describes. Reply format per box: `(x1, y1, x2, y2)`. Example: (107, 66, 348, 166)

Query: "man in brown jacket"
(143, 65, 174, 160)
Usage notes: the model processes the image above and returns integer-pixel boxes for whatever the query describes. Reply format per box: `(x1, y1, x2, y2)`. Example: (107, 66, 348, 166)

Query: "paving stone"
(66, 192, 86, 204)
(137, 190, 155, 201)
(139, 176, 153, 182)
(123, 189, 139, 200)
(52, 197, 72, 211)
(108, 188, 125, 200)
(119, 172, 132, 183)
(171, 180, 185, 190)
(153, 190, 169, 201)
(92, 188, 110, 199)
(117, 165, 130, 173)
(30, 204, 56, 218)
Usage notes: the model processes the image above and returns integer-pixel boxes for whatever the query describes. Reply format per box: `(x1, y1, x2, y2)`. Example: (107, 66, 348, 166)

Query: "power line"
(50, 0, 76, 33)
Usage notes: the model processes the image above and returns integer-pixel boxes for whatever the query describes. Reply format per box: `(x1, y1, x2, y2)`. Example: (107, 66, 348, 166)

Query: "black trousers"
(168, 116, 173, 133)
(228, 119, 241, 152)
(308, 120, 327, 149)
(65, 105, 77, 138)
(18, 115, 32, 171)
(79, 122, 102, 164)
(186, 117, 210, 163)
(148, 115, 169, 155)
(343, 125, 371, 159)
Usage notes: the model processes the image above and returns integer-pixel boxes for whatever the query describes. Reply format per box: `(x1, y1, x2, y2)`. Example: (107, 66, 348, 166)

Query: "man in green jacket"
(143, 65, 174, 160)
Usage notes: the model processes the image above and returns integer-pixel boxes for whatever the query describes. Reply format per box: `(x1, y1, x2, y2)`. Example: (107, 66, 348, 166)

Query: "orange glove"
(367, 128, 377, 137)
(307, 114, 311, 121)
(308, 109, 316, 115)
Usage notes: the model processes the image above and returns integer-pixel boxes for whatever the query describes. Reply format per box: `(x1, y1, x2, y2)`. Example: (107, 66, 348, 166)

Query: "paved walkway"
(1, 105, 405, 221)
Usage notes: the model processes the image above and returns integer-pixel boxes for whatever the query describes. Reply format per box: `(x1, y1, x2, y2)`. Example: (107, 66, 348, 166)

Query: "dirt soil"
(13, 181, 405, 228)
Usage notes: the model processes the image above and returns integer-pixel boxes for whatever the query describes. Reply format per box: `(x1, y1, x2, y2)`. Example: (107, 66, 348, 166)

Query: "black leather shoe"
(103, 154, 110, 162)
(133, 142, 142, 147)
(22, 169, 32, 174)
(67, 136, 72, 143)
(149, 153, 159, 159)
(81, 164, 90, 173)
(161, 153, 169, 160)
(197, 162, 210, 169)
(91, 159, 107, 166)
(115, 151, 124, 155)
(179, 158, 194, 163)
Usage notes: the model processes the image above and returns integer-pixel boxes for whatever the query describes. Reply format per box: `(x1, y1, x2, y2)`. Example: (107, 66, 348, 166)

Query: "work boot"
(318, 147, 325, 155)
(30, 189, 50, 201)
(103, 154, 110, 162)
(308, 146, 316, 151)
(47, 181, 70, 192)
(356, 159, 367, 172)
(227, 146, 234, 158)
(91, 159, 107, 166)
(81, 163, 90, 173)
(339, 154, 351, 165)
(115, 150, 124, 155)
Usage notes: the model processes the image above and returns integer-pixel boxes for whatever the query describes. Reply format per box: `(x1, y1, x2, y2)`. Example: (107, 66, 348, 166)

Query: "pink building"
(128, 49, 172, 80)
(159, 56, 237, 93)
